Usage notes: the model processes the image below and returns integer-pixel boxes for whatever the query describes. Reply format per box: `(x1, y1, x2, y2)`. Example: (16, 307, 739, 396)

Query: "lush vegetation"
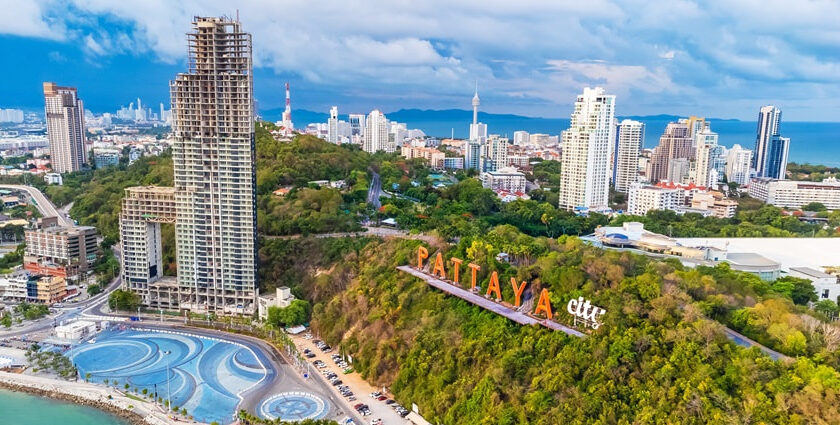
(787, 162, 839, 182)
(261, 226, 840, 424)
(266, 299, 311, 328)
(0, 243, 24, 273)
(14, 302, 50, 321)
(108, 289, 142, 312)
(237, 410, 336, 425)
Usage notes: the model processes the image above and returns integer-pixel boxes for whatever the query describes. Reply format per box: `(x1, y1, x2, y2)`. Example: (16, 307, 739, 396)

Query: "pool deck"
(397, 266, 585, 337)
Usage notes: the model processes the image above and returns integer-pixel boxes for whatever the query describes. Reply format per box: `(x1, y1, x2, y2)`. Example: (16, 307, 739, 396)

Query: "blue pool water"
(70, 329, 267, 424)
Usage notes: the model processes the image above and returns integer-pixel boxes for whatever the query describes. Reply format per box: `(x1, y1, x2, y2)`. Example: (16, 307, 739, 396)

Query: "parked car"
(377, 395, 387, 401)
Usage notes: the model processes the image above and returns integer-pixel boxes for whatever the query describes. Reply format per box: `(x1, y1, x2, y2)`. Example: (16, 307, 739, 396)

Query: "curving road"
(0, 184, 74, 227)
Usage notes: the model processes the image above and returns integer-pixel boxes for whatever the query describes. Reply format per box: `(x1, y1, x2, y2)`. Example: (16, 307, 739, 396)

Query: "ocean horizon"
(263, 108, 840, 166)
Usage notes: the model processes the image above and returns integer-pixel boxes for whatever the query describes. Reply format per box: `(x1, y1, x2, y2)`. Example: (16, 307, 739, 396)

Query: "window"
(823, 289, 830, 299)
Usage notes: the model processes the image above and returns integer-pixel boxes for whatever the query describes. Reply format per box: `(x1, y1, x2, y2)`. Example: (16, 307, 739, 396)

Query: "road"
(367, 170, 383, 210)
(0, 184, 74, 227)
(0, 246, 123, 339)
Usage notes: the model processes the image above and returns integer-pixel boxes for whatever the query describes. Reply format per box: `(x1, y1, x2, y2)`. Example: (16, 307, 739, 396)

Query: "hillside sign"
(416, 247, 607, 330)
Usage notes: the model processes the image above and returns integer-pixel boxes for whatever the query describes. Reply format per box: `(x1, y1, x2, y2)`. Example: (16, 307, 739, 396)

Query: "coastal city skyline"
(2, 4, 840, 425)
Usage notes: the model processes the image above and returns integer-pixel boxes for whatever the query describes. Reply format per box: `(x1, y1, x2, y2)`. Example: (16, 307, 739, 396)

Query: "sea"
(0, 388, 129, 425)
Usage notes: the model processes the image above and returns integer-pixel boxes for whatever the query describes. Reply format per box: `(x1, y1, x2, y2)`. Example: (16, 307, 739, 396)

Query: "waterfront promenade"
(0, 371, 186, 425)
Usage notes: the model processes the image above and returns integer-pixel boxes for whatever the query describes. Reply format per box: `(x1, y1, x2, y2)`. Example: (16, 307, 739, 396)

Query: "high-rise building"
(558, 87, 616, 210)
(363, 109, 388, 153)
(328, 106, 339, 144)
(692, 127, 720, 187)
(765, 135, 790, 180)
(753, 105, 782, 176)
(119, 16, 258, 315)
(483, 135, 509, 172)
(613, 119, 644, 192)
(43, 82, 87, 173)
(726, 144, 753, 186)
(513, 131, 530, 146)
(685, 116, 706, 144)
(349, 114, 365, 136)
(0, 108, 24, 123)
(648, 121, 693, 183)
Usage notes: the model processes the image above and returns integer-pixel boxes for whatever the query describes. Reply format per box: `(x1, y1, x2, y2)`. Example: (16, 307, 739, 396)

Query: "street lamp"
(162, 350, 172, 414)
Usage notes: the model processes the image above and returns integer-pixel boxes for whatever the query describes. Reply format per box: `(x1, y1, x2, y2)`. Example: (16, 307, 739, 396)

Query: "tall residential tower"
(753, 105, 782, 177)
(120, 16, 258, 315)
(613, 119, 644, 192)
(43, 82, 87, 173)
(558, 87, 616, 210)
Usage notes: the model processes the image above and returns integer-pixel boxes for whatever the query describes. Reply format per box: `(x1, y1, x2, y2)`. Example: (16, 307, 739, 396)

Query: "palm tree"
(85, 373, 91, 382)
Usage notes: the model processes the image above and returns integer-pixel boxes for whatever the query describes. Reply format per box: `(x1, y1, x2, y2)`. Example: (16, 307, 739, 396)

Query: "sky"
(0, 0, 839, 121)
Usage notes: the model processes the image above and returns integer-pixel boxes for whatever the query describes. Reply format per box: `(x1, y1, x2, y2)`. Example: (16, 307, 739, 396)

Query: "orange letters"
(451, 257, 463, 284)
(468, 263, 481, 289)
(417, 246, 428, 269)
(534, 288, 553, 319)
(432, 252, 446, 278)
(486, 271, 501, 300)
(510, 278, 527, 307)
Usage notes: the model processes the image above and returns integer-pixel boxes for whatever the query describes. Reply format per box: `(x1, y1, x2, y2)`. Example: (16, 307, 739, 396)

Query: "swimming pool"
(70, 328, 267, 424)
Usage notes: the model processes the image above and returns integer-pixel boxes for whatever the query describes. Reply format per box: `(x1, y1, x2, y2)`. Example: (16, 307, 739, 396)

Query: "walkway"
(262, 225, 438, 244)
(397, 266, 585, 337)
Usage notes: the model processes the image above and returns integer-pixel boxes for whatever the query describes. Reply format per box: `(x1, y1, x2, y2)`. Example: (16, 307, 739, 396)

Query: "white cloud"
(2, 0, 840, 119)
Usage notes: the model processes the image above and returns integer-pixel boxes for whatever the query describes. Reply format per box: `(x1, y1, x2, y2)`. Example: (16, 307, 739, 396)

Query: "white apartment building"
(693, 127, 719, 187)
(627, 183, 682, 216)
(483, 135, 509, 172)
(43, 82, 87, 173)
(481, 167, 527, 193)
(726, 144, 753, 186)
(529, 133, 551, 146)
(363, 109, 389, 153)
(749, 178, 840, 210)
(558, 87, 616, 210)
(327, 106, 338, 143)
(614, 119, 644, 192)
(507, 155, 530, 168)
(513, 131, 530, 146)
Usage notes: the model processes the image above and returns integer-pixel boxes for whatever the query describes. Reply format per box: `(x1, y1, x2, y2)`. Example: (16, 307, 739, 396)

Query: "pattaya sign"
(416, 246, 607, 329)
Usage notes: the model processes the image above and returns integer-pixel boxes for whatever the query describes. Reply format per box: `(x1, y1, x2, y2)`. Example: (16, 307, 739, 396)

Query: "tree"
(0, 314, 10, 328)
(266, 299, 311, 327)
(802, 202, 828, 212)
(108, 289, 141, 312)
(87, 284, 102, 296)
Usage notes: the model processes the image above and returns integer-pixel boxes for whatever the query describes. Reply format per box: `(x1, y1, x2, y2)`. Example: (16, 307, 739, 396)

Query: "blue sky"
(1, 0, 839, 120)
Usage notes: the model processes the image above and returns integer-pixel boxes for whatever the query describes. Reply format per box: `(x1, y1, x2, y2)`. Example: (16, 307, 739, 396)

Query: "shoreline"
(0, 371, 180, 425)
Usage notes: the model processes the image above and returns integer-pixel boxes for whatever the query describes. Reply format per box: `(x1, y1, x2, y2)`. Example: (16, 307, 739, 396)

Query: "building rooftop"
(790, 267, 835, 279)
(724, 252, 781, 268)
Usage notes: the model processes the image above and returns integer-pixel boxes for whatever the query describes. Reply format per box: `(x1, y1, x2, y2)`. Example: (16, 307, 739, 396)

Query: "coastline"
(0, 371, 185, 425)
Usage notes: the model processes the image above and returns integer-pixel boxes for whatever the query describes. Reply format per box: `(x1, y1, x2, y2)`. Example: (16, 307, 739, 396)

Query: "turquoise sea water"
(0, 388, 128, 425)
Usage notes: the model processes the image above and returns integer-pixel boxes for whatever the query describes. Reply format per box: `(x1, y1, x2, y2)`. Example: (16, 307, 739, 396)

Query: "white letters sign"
(567, 297, 606, 329)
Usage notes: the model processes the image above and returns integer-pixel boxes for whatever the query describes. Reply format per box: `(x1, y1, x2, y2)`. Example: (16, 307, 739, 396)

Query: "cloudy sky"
(1, 0, 838, 120)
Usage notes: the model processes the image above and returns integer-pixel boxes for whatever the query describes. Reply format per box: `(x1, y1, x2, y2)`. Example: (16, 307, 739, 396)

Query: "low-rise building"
(55, 320, 97, 341)
(594, 222, 781, 280)
(627, 183, 681, 216)
(257, 286, 296, 320)
(35, 275, 66, 304)
(400, 145, 445, 168)
(749, 178, 840, 210)
(24, 226, 98, 282)
(93, 148, 122, 168)
(0, 276, 27, 302)
(480, 167, 526, 193)
(44, 172, 63, 185)
(789, 267, 840, 302)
